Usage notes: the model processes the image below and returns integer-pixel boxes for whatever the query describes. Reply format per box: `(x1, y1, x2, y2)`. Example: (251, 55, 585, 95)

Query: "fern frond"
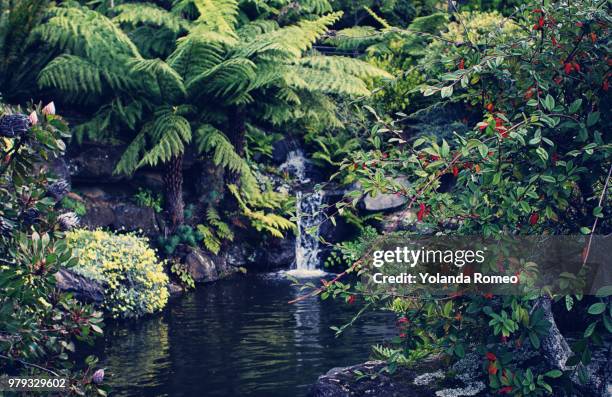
(196, 224, 221, 254)
(187, 57, 256, 103)
(298, 0, 333, 15)
(38, 54, 104, 94)
(129, 58, 187, 101)
(227, 184, 295, 238)
(185, 0, 239, 35)
(300, 55, 393, 79)
(324, 26, 381, 51)
(33, 6, 140, 60)
(237, 20, 279, 40)
(167, 31, 227, 82)
(115, 130, 147, 175)
(290, 65, 371, 96)
(195, 124, 260, 196)
(364, 6, 390, 29)
(113, 3, 187, 34)
(136, 110, 192, 169)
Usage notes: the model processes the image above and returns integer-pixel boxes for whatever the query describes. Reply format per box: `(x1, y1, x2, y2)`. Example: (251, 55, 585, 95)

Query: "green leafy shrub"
(298, 1, 612, 395)
(170, 261, 195, 289)
(60, 195, 87, 216)
(133, 188, 163, 213)
(66, 229, 169, 319)
(0, 103, 106, 394)
(157, 224, 202, 255)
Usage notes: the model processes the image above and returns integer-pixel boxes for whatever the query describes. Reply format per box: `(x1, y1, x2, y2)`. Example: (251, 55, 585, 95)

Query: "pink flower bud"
(92, 368, 104, 384)
(42, 102, 56, 116)
(29, 111, 38, 126)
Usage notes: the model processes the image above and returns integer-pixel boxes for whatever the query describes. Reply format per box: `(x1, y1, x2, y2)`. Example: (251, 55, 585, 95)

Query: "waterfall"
(280, 150, 326, 277)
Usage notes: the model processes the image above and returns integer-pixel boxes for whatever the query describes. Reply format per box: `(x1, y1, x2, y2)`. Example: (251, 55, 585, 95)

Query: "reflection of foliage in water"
(104, 316, 170, 387)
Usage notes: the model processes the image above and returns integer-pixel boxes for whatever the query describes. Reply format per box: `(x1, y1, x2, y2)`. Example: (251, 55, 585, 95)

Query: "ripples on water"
(98, 273, 395, 397)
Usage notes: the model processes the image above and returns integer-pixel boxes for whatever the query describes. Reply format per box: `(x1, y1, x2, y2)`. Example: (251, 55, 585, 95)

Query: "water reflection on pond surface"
(98, 274, 395, 397)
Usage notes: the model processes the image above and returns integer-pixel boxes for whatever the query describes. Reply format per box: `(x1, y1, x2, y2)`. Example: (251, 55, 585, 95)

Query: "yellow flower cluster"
(66, 229, 169, 318)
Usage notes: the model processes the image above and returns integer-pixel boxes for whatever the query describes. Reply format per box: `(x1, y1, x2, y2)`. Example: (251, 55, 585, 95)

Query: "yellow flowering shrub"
(66, 229, 169, 318)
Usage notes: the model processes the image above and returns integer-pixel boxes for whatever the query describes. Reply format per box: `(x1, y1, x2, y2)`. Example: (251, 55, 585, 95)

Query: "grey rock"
(81, 197, 160, 235)
(309, 358, 487, 397)
(225, 245, 249, 267)
(362, 178, 410, 211)
(68, 144, 127, 182)
(167, 282, 184, 296)
(266, 237, 296, 268)
(55, 269, 104, 303)
(184, 247, 237, 283)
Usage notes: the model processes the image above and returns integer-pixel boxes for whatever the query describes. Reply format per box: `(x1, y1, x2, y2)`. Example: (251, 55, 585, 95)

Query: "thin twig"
(581, 163, 612, 269)
(0, 354, 61, 377)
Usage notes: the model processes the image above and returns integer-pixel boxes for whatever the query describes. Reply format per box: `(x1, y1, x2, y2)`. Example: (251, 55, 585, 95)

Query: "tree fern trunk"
(228, 106, 246, 157)
(164, 154, 184, 229)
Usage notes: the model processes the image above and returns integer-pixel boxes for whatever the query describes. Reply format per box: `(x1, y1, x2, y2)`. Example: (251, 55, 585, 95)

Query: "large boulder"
(55, 269, 105, 303)
(183, 247, 238, 283)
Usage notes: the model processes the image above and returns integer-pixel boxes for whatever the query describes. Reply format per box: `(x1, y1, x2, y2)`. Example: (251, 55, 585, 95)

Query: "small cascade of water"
(280, 150, 327, 277)
(295, 189, 323, 271)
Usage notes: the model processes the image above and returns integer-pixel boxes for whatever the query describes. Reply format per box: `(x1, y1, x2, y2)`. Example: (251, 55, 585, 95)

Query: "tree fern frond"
(227, 184, 295, 238)
(129, 58, 187, 101)
(38, 54, 104, 94)
(298, 0, 333, 15)
(115, 130, 147, 175)
(290, 65, 371, 96)
(187, 57, 256, 103)
(167, 31, 227, 82)
(299, 55, 393, 79)
(195, 124, 260, 196)
(186, 0, 239, 35)
(113, 3, 188, 34)
(237, 20, 279, 40)
(33, 6, 140, 60)
(364, 6, 390, 29)
(234, 12, 341, 60)
(137, 110, 192, 168)
(324, 26, 381, 51)
(196, 224, 222, 254)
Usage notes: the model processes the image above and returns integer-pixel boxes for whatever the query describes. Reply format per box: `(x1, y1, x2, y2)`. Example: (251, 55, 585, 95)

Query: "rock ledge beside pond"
(309, 355, 489, 397)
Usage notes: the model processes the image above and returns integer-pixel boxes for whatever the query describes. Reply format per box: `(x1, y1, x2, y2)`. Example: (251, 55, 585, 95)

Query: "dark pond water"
(97, 273, 395, 397)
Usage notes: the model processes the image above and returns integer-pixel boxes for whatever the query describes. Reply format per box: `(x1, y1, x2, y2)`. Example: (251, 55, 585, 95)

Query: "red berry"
(486, 352, 497, 361)
(452, 166, 459, 178)
(529, 213, 539, 225)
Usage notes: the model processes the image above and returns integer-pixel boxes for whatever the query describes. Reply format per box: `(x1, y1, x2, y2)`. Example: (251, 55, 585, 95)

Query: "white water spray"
(281, 150, 326, 277)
